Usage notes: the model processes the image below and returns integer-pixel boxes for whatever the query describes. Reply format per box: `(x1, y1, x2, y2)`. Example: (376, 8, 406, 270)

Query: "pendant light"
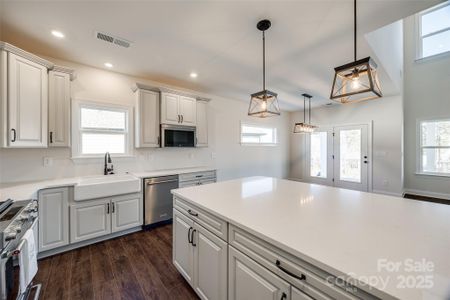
(330, 0, 382, 103)
(294, 93, 317, 133)
(248, 19, 281, 118)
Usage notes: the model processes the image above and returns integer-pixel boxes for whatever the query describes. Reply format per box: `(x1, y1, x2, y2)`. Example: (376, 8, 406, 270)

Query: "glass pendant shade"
(248, 90, 280, 117)
(293, 122, 317, 133)
(330, 57, 382, 103)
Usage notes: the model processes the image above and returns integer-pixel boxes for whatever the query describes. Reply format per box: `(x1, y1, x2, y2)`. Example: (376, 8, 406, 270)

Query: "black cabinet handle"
(280, 292, 287, 300)
(106, 203, 110, 214)
(187, 209, 198, 217)
(50, 131, 53, 143)
(275, 260, 306, 281)
(191, 229, 197, 246)
(364, 160, 368, 164)
(112, 202, 115, 213)
(11, 128, 16, 142)
(188, 227, 193, 244)
(181, 115, 184, 123)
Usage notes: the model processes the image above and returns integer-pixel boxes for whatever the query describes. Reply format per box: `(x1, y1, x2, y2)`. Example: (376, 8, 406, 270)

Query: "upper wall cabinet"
(161, 91, 196, 126)
(133, 83, 160, 148)
(196, 98, 209, 147)
(0, 43, 53, 148)
(48, 66, 74, 147)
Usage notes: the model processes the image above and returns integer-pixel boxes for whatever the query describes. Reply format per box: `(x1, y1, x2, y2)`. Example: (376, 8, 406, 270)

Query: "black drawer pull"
(11, 128, 16, 142)
(50, 131, 53, 143)
(188, 227, 193, 244)
(281, 292, 287, 300)
(187, 209, 198, 217)
(276, 260, 306, 281)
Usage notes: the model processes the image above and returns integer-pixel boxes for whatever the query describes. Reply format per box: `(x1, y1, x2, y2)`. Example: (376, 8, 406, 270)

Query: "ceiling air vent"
(95, 31, 132, 48)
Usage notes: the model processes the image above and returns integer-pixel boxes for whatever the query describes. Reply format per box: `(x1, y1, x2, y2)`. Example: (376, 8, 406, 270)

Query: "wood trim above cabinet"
(0, 41, 54, 68)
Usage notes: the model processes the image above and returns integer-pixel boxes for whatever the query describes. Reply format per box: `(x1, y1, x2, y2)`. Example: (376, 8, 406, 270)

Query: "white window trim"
(416, 117, 450, 176)
(71, 99, 134, 160)
(415, 1, 450, 61)
(240, 121, 278, 146)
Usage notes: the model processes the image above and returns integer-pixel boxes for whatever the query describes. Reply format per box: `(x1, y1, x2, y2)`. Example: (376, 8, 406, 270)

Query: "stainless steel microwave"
(161, 124, 196, 147)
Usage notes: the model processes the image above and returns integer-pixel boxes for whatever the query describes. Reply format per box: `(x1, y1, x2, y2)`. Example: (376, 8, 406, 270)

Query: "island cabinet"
(173, 198, 228, 300)
(173, 196, 379, 300)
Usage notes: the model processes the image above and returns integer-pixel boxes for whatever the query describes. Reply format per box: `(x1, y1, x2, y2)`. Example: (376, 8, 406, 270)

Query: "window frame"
(71, 99, 134, 159)
(416, 117, 450, 177)
(415, 1, 450, 61)
(239, 122, 278, 146)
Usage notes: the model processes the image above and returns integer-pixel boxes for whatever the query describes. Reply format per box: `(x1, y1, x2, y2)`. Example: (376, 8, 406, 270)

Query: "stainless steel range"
(0, 199, 39, 300)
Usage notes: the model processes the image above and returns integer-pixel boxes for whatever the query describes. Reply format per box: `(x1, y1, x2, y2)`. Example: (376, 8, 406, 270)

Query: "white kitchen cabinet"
(134, 87, 160, 147)
(291, 286, 314, 300)
(229, 246, 290, 300)
(193, 222, 227, 300)
(38, 187, 69, 252)
(70, 198, 111, 243)
(196, 99, 208, 147)
(6, 52, 48, 147)
(173, 209, 195, 285)
(161, 92, 196, 126)
(48, 68, 73, 147)
(111, 194, 143, 232)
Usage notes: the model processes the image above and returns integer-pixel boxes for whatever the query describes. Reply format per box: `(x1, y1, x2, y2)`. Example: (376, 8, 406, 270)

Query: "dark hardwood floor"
(34, 224, 198, 300)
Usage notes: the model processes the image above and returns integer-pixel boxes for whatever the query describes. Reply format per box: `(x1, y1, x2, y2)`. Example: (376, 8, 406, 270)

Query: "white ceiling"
(0, 0, 440, 110)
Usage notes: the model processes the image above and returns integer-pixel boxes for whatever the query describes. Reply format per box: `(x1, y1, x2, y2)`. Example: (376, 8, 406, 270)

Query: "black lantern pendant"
(330, 0, 382, 103)
(294, 93, 317, 133)
(248, 19, 281, 117)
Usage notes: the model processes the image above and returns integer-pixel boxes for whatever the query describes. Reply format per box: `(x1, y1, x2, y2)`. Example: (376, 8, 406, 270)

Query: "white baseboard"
(372, 189, 403, 197)
(403, 189, 450, 201)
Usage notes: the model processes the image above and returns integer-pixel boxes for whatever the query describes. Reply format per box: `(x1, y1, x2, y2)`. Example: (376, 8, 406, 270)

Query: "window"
(417, 2, 450, 59)
(240, 123, 277, 145)
(419, 119, 450, 175)
(72, 100, 132, 158)
(310, 131, 327, 178)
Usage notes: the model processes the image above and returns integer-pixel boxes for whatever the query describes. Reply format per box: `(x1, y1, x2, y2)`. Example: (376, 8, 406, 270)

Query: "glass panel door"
(307, 127, 334, 186)
(334, 125, 368, 191)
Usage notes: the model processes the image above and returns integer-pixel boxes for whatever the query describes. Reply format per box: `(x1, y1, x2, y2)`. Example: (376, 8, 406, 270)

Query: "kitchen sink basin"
(74, 174, 141, 201)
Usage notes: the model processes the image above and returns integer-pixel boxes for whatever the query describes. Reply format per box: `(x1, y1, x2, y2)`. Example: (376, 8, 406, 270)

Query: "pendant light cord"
(262, 30, 266, 91)
(354, 0, 357, 61)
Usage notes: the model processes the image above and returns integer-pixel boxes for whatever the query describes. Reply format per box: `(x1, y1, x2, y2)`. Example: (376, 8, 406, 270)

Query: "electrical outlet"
(43, 157, 53, 167)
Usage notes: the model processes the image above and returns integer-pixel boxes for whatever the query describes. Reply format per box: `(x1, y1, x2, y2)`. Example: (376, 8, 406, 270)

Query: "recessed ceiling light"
(104, 62, 113, 68)
(51, 30, 65, 38)
(190, 72, 198, 78)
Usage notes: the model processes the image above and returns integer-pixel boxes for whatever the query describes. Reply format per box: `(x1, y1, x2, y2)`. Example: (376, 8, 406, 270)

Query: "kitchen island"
(171, 177, 450, 300)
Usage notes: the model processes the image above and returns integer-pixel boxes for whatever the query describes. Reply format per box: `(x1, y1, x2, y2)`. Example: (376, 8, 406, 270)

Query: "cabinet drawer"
(179, 178, 216, 188)
(174, 197, 227, 241)
(229, 225, 377, 300)
(179, 171, 216, 182)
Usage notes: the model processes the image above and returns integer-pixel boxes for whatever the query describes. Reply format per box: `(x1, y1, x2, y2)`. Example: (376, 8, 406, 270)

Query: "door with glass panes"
(307, 124, 369, 192)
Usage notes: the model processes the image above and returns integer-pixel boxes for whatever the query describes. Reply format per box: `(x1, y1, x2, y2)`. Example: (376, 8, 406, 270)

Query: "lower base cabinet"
(70, 193, 142, 243)
(229, 246, 290, 300)
(173, 208, 227, 300)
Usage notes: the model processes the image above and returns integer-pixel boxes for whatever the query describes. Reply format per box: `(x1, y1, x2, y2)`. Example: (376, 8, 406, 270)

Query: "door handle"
(188, 227, 193, 244)
(106, 203, 110, 214)
(280, 292, 287, 300)
(50, 132, 53, 143)
(364, 160, 368, 164)
(191, 229, 197, 247)
(187, 209, 198, 217)
(11, 128, 16, 142)
(178, 115, 181, 123)
(112, 202, 115, 213)
(181, 115, 184, 123)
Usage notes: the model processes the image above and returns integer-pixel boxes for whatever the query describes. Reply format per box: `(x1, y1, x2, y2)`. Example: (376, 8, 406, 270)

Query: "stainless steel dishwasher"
(144, 175, 179, 226)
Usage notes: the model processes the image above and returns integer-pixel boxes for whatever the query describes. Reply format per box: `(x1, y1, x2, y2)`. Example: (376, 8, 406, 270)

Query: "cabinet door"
(111, 194, 143, 232)
(38, 187, 69, 252)
(8, 53, 48, 147)
(193, 223, 227, 300)
(161, 93, 180, 125)
(173, 209, 195, 286)
(291, 286, 314, 300)
(48, 71, 70, 147)
(179, 96, 197, 126)
(135, 89, 160, 147)
(196, 100, 208, 147)
(70, 198, 111, 243)
(229, 246, 290, 300)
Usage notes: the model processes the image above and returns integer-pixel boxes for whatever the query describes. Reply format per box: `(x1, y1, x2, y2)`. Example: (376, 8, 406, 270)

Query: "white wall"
(289, 95, 403, 196)
(0, 56, 290, 183)
(403, 15, 450, 199)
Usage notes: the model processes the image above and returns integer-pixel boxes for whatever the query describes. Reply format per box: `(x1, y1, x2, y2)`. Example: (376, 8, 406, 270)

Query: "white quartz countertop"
(172, 177, 450, 300)
(0, 167, 215, 202)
